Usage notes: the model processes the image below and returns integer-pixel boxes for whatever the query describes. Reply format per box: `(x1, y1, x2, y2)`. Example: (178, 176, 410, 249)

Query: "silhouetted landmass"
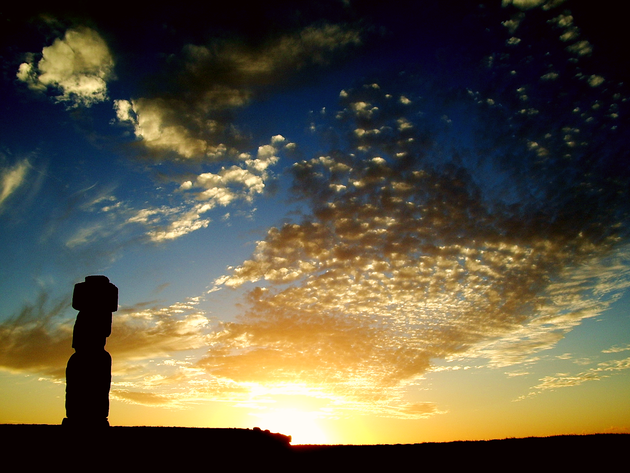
(2, 424, 627, 470)
(2, 424, 291, 469)
(294, 434, 630, 469)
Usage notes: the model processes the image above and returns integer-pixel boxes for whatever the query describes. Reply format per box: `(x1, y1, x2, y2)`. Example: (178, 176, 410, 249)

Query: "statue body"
(63, 275, 117, 428)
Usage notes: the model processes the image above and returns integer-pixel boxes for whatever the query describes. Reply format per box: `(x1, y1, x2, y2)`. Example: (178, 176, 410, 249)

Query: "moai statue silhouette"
(62, 275, 118, 428)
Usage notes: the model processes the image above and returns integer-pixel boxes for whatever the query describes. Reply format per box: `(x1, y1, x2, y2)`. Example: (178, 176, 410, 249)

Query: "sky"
(1, 0, 629, 445)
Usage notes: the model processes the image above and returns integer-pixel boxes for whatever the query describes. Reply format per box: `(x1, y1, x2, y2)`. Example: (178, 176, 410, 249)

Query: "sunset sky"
(1, 0, 629, 445)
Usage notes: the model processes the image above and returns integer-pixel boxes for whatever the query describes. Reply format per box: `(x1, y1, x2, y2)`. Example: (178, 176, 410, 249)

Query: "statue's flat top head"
(84, 275, 110, 284)
(72, 275, 118, 312)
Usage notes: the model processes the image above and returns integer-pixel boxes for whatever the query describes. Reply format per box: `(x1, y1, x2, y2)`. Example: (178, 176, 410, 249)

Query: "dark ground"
(2, 424, 627, 470)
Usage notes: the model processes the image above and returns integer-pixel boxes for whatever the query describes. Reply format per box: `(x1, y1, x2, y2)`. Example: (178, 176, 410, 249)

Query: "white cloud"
(175, 135, 283, 215)
(17, 27, 114, 108)
(65, 221, 108, 248)
(58, 133, 282, 244)
(146, 206, 211, 242)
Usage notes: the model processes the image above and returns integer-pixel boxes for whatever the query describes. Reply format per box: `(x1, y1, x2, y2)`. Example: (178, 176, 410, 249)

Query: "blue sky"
(1, 1, 630, 443)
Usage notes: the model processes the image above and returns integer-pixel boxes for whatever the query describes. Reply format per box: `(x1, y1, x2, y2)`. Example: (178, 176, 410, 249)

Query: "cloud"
(115, 24, 361, 160)
(469, 247, 630, 367)
(17, 27, 114, 108)
(184, 137, 283, 203)
(0, 281, 257, 409)
(502, 0, 566, 10)
(107, 299, 210, 362)
(144, 207, 211, 243)
(204, 31, 630, 407)
(111, 390, 177, 407)
(106, 23, 361, 242)
(0, 291, 72, 378)
(602, 344, 630, 354)
(115, 97, 226, 160)
(392, 402, 442, 419)
(0, 159, 30, 212)
(59, 188, 145, 249)
(0, 292, 210, 387)
(128, 135, 287, 242)
(59, 140, 282, 245)
(523, 356, 630, 398)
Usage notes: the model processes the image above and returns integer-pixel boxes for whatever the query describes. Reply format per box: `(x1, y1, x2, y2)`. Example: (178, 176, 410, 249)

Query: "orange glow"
(253, 408, 329, 445)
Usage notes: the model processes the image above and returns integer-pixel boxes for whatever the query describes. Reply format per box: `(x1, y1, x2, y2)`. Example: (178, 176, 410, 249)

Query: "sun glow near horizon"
(253, 407, 331, 445)
(241, 384, 335, 444)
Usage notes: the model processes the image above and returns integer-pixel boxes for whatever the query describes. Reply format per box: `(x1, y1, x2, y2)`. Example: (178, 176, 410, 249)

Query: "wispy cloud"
(0, 291, 72, 378)
(0, 159, 30, 212)
(602, 344, 630, 354)
(470, 248, 630, 367)
(0, 293, 210, 383)
(62, 135, 290, 244)
(522, 355, 630, 399)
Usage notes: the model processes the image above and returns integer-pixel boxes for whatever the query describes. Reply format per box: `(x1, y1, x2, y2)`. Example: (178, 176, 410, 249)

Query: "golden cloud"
(204, 66, 630, 408)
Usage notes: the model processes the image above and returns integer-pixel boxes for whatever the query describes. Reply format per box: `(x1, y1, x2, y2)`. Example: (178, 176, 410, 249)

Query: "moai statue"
(62, 275, 118, 428)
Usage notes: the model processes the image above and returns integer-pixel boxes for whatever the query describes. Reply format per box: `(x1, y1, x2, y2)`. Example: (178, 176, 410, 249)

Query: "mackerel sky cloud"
(1, 1, 629, 443)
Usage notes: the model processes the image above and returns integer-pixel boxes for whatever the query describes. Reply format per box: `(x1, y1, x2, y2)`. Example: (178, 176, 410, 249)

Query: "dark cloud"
(114, 23, 362, 162)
